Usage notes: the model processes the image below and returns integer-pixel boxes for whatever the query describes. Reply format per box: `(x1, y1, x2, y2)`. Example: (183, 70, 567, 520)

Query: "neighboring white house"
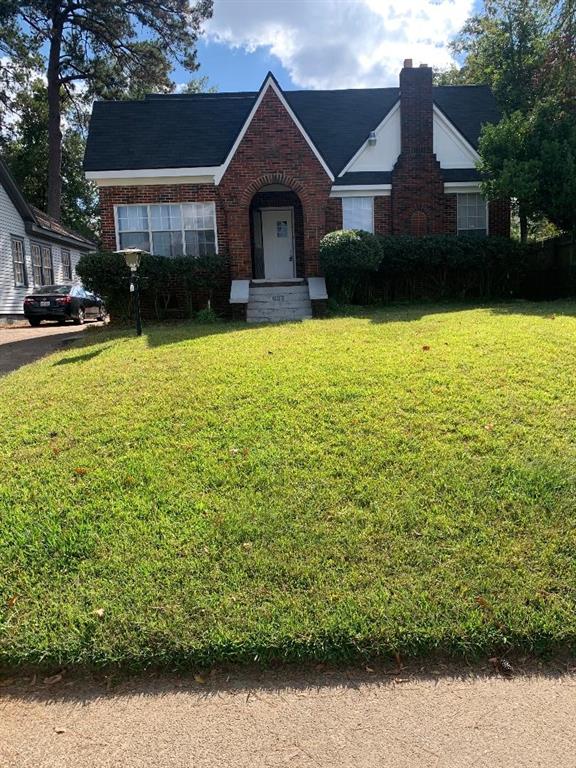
(0, 158, 96, 323)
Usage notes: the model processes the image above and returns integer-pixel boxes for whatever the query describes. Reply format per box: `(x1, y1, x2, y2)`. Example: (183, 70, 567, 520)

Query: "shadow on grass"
(329, 298, 576, 325)
(0, 655, 575, 706)
(53, 347, 109, 366)
(53, 298, 576, 362)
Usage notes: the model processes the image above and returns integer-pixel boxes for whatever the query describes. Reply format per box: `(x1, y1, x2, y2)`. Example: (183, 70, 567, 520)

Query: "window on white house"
(457, 193, 487, 236)
(11, 238, 26, 287)
(31, 243, 54, 285)
(116, 203, 217, 257)
(61, 249, 72, 280)
(342, 197, 374, 233)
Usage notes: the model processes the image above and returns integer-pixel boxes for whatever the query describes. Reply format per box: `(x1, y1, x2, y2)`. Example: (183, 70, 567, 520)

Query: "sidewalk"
(1, 663, 575, 767)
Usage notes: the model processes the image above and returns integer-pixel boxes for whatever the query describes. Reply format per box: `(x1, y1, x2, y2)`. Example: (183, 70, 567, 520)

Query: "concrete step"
(247, 280, 312, 323)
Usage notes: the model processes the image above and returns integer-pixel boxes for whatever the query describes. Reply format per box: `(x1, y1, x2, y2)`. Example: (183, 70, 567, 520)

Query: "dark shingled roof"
(84, 83, 499, 176)
(0, 157, 95, 248)
(334, 172, 392, 186)
(441, 168, 483, 182)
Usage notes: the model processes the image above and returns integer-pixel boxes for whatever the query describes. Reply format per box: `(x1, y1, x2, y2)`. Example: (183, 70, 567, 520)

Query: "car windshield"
(34, 285, 71, 295)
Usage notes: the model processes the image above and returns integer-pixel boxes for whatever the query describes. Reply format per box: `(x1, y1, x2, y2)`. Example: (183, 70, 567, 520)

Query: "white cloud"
(204, 0, 473, 89)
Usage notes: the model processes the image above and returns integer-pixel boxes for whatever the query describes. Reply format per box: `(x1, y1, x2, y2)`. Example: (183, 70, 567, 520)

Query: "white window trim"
(456, 192, 489, 236)
(30, 241, 54, 286)
(341, 196, 375, 234)
(11, 236, 26, 288)
(114, 202, 219, 256)
(61, 248, 73, 281)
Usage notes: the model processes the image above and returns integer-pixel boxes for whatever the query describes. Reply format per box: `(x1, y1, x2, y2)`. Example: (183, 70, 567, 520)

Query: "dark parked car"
(23, 285, 106, 327)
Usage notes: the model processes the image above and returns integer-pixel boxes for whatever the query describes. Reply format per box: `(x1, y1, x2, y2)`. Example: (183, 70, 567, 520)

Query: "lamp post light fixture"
(114, 248, 148, 337)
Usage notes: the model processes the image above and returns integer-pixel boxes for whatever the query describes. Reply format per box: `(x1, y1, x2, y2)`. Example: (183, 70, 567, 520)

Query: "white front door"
(261, 208, 295, 279)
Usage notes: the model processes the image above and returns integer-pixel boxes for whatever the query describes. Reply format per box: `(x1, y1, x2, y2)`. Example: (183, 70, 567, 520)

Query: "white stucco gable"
(340, 102, 401, 176)
(433, 106, 479, 169)
(340, 100, 480, 178)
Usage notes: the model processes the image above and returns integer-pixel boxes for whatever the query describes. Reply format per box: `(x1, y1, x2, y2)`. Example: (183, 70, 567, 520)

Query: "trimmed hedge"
(320, 230, 561, 304)
(76, 251, 228, 322)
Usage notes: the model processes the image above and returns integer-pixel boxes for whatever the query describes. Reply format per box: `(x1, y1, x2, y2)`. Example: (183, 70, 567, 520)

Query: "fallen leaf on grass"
(43, 673, 63, 685)
(422, 345, 431, 351)
(6, 595, 17, 609)
(475, 596, 493, 612)
(73, 467, 88, 476)
(93, 608, 105, 618)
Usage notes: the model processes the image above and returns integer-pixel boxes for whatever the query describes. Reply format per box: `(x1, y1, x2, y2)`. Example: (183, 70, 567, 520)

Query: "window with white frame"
(11, 237, 26, 287)
(61, 248, 72, 280)
(31, 243, 54, 285)
(342, 197, 374, 233)
(457, 193, 487, 236)
(116, 203, 217, 258)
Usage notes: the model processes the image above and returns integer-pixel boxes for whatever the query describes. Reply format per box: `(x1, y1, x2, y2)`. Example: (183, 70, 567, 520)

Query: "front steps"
(246, 280, 312, 323)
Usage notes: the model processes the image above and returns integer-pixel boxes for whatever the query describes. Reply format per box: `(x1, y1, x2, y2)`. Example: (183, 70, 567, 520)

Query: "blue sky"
(172, 0, 483, 93)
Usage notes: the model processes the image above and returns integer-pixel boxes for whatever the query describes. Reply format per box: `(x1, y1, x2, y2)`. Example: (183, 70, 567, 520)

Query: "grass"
(1, 301, 576, 670)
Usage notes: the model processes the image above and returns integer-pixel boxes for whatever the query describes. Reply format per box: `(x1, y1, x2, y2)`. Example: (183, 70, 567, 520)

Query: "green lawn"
(1, 302, 576, 669)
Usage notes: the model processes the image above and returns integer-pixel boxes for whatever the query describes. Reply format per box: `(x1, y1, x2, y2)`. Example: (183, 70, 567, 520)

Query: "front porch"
(227, 178, 328, 321)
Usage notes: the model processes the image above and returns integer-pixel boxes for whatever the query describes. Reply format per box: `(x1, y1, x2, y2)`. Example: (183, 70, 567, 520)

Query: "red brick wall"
(325, 198, 342, 232)
(374, 196, 392, 235)
(489, 200, 511, 237)
(392, 63, 448, 235)
(399, 63, 434, 156)
(218, 86, 333, 279)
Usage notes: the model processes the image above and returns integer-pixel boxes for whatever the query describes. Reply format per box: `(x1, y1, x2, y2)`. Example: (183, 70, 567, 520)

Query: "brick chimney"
(399, 60, 433, 155)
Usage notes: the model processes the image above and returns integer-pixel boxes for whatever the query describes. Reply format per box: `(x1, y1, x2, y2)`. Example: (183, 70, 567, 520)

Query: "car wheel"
(28, 318, 41, 328)
(73, 308, 85, 325)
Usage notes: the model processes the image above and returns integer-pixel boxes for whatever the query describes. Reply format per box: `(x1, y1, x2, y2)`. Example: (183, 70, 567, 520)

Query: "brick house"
(84, 60, 509, 321)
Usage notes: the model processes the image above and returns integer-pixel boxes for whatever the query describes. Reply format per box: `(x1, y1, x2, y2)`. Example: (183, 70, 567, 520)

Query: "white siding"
(0, 182, 32, 316)
(0, 181, 81, 317)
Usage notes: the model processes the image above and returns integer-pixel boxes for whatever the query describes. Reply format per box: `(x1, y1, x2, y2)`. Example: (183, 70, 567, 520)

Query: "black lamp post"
(115, 248, 147, 337)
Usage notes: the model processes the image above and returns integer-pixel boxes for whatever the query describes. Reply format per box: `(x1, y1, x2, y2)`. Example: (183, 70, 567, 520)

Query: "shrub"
(195, 306, 220, 324)
(76, 251, 227, 322)
(319, 229, 381, 302)
(319, 231, 539, 304)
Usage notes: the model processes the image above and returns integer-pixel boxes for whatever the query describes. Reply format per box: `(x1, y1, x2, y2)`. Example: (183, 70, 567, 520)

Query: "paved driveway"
(0, 664, 575, 768)
(0, 323, 100, 376)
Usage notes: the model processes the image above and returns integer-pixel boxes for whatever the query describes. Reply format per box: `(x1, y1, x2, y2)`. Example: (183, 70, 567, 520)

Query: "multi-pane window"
(31, 243, 54, 285)
(457, 193, 487, 236)
(61, 249, 73, 280)
(116, 203, 218, 258)
(342, 197, 374, 233)
(11, 238, 26, 287)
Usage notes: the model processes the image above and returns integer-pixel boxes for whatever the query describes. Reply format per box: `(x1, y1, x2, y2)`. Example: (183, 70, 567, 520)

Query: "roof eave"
(25, 221, 96, 250)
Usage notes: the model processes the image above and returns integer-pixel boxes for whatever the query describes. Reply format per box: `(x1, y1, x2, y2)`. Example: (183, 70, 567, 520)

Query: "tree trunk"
(46, 21, 63, 220)
(519, 206, 528, 244)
